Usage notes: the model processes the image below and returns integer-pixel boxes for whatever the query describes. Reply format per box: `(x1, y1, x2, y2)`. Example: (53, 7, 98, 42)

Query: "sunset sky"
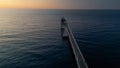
(0, 0, 120, 9)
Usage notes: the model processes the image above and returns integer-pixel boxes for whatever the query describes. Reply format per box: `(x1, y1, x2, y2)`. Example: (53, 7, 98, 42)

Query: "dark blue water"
(0, 9, 120, 68)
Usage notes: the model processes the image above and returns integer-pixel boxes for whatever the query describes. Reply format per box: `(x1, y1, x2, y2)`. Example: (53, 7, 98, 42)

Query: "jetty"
(61, 18, 88, 68)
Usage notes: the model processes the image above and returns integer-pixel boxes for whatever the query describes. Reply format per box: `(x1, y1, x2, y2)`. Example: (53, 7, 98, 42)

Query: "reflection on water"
(0, 9, 76, 68)
(0, 9, 120, 68)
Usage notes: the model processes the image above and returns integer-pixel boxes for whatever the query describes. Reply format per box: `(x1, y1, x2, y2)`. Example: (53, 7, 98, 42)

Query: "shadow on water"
(62, 37, 78, 68)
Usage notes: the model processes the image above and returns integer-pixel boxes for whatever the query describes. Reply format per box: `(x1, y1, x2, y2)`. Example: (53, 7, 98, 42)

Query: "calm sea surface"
(0, 9, 120, 68)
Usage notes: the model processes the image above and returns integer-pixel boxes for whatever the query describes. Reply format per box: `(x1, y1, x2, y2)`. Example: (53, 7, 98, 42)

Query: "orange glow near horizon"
(0, 0, 62, 9)
(0, 4, 59, 9)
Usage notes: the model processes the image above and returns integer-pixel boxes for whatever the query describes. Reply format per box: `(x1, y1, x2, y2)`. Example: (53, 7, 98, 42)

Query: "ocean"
(0, 9, 120, 68)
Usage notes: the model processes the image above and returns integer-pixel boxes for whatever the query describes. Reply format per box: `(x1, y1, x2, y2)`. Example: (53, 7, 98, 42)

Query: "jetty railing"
(61, 18, 88, 68)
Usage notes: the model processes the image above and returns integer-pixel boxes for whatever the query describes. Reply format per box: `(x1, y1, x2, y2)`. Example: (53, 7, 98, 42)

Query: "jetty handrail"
(61, 18, 88, 68)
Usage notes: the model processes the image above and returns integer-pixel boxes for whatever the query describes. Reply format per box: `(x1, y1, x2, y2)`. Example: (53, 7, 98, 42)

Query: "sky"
(0, 0, 120, 9)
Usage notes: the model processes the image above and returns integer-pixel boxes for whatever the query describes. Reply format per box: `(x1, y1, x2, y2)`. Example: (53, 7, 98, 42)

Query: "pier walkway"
(61, 18, 88, 68)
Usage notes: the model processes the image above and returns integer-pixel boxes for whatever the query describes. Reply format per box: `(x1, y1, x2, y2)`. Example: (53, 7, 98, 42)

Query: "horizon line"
(0, 8, 120, 10)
